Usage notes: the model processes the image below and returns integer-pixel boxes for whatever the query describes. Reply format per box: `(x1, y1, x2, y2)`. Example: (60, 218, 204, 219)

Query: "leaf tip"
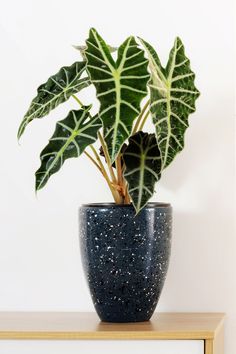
(133, 201, 145, 216)
(17, 123, 24, 142)
(175, 36, 183, 47)
(35, 182, 39, 195)
(35, 170, 44, 194)
(89, 27, 97, 36)
(34, 189, 38, 198)
(17, 128, 22, 145)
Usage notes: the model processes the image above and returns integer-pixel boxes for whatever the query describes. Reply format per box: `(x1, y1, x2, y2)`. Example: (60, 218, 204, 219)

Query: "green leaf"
(123, 132, 162, 213)
(35, 106, 101, 191)
(140, 37, 200, 168)
(18, 61, 90, 139)
(85, 28, 150, 162)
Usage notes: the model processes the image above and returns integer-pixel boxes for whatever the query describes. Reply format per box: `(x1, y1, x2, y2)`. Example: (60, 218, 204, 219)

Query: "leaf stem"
(115, 154, 125, 203)
(84, 151, 102, 172)
(72, 94, 84, 107)
(72, 94, 120, 203)
(89, 145, 121, 203)
(98, 131, 117, 184)
(116, 154, 123, 186)
(72, 94, 117, 183)
(124, 181, 131, 204)
(139, 110, 150, 131)
(132, 100, 150, 134)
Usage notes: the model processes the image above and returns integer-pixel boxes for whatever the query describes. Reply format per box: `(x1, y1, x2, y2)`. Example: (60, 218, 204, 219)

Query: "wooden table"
(0, 312, 225, 354)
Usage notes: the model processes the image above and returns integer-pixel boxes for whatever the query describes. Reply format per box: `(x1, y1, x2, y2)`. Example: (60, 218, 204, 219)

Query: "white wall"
(0, 0, 235, 352)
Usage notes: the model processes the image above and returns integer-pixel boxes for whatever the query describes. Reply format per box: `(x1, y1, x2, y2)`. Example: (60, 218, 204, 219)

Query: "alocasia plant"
(18, 28, 199, 213)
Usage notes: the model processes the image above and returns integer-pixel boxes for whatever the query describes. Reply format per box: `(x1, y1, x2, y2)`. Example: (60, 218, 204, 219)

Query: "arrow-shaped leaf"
(140, 37, 200, 168)
(18, 61, 90, 139)
(85, 28, 149, 162)
(35, 106, 101, 191)
(123, 132, 162, 213)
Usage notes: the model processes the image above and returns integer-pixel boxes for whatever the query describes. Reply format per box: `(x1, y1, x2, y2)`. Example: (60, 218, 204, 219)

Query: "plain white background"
(0, 0, 235, 352)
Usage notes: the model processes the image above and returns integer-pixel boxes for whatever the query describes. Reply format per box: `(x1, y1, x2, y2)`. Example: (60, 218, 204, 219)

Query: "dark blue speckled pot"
(79, 203, 172, 323)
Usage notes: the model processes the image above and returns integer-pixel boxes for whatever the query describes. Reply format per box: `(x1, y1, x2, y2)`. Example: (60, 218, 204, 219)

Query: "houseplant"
(18, 28, 199, 322)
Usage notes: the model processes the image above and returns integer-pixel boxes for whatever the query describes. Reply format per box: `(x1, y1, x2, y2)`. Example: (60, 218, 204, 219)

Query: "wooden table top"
(0, 312, 225, 340)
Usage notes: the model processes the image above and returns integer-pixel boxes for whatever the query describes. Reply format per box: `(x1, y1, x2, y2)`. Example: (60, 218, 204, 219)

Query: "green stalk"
(139, 110, 150, 131)
(98, 131, 117, 184)
(90, 145, 121, 203)
(72, 94, 84, 107)
(84, 150, 102, 172)
(132, 100, 150, 134)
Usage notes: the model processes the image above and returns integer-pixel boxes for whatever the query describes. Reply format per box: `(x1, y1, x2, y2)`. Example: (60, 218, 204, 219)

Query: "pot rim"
(81, 202, 171, 208)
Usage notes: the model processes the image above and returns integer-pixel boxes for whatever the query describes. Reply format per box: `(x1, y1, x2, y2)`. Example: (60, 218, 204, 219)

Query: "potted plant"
(18, 28, 199, 322)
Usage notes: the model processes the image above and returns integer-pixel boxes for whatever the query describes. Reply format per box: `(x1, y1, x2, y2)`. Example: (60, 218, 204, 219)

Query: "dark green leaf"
(140, 37, 200, 168)
(85, 28, 150, 162)
(35, 106, 101, 191)
(18, 61, 90, 139)
(123, 132, 162, 213)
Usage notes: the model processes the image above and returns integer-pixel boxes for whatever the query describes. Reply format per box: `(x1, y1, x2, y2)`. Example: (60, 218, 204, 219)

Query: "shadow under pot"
(79, 203, 172, 323)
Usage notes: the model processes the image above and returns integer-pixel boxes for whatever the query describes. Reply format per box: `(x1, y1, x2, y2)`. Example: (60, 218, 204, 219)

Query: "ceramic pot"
(79, 203, 172, 322)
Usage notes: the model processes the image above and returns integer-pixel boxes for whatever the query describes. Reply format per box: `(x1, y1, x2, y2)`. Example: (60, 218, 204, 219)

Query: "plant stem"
(122, 161, 131, 204)
(72, 94, 122, 203)
(84, 151, 102, 172)
(98, 132, 117, 184)
(115, 154, 125, 203)
(89, 145, 121, 203)
(72, 94, 84, 107)
(124, 181, 131, 204)
(132, 100, 150, 134)
(139, 110, 150, 131)
(72, 95, 117, 183)
(116, 154, 123, 186)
